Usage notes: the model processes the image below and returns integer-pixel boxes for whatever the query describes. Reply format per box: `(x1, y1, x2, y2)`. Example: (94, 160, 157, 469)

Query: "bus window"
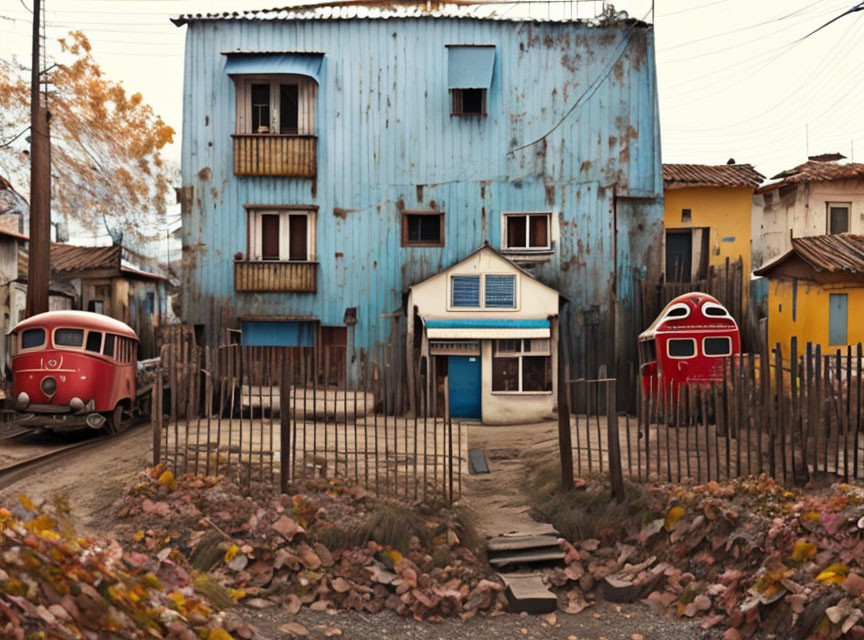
(85, 331, 103, 353)
(667, 338, 696, 359)
(703, 336, 732, 356)
(103, 334, 116, 358)
(20, 328, 46, 350)
(54, 328, 84, 348)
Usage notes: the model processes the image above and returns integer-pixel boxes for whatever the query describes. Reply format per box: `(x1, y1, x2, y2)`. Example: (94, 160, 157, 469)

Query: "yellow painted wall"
(663, 185, 753, 292)
(767, 277, 864, 350)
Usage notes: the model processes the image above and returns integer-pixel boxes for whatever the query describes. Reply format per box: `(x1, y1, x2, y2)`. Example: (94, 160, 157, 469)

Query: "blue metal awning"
(241, 320, 316, 347)
(446, 45, 495, 89)
(224, 53, 324, 84)
(425, 318, 549, 339)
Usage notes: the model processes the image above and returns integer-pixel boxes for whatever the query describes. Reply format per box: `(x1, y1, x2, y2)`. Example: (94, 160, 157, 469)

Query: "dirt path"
(0, 425, 152, 534)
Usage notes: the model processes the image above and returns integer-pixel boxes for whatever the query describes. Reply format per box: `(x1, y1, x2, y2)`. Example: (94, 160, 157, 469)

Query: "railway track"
(0, 419, 147, 490)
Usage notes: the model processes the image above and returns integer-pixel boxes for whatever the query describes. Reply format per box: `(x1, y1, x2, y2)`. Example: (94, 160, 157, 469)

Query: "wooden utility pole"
(556, 325, 574, 491)
(26, 0, 51, 317)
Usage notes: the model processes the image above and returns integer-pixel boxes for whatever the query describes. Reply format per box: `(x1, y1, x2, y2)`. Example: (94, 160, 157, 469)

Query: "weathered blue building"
(173, 1, 663, 415)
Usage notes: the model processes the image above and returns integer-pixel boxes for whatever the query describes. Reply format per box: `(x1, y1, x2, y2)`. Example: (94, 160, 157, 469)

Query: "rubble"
(114, 465, 506, 625)
(0, 493, 232, 639)
(544, 476, 864, 638)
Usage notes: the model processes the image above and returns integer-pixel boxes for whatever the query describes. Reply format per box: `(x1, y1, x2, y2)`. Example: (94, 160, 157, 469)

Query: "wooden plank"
(498, 574, 557, 614)
(487, 536, 561, 553)
(488, 548, 566, 566)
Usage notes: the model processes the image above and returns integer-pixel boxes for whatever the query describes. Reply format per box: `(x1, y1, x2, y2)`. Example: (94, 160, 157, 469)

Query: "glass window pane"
(667, 338, 695, 358)
(279, 84, 299, 134)
(529, 215, 549, 248)
(522, 356, 552, 391)
(21, 328, 45, 349)
(261, 214, 281, 260)
(506, 216, 527, 248)
(289, 214, 308, 261)
(103, 333, 116, 357)
(451, 275, 480, 307)
(830, 206, 849, 234)
(485, 274, 515, 308)
(251, 83, 270, 132)
(54, 328, 84, 347)
(492, 357, 519, 391)
(703, 337, 731, 356)
(407, 214, 441, 244)
(495, 339, 521, 354)
(85, 331, 103, 353)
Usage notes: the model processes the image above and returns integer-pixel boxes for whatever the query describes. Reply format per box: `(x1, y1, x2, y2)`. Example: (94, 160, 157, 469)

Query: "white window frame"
(246, 208, 317, 262)
(702, 336, 732, 358)
(447, 273, 519, 312)
(827, 202, 851, 235)
(666, 337, 697, 360)
(491, 338, 553, 394)
(501, 212, 553, 252)
(234, 74, 317, 136)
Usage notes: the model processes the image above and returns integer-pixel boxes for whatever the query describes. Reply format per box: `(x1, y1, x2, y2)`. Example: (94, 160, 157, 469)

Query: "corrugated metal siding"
(179, 17, 663, 377)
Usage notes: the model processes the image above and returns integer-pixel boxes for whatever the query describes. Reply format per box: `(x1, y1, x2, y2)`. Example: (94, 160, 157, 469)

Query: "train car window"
(703, 304, 729, 317)
(85, 331, 103, 353)
(667, 307, 688, 317)
(20, 328, 45, 350)
(103, 334, 116, 357)
(54, 328, 84, 347)
(667, 338, 696, 358)
(703, 336, 732, 356)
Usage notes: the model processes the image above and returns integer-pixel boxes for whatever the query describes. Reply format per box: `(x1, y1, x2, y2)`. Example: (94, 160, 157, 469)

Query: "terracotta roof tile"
(662, 163, 764, 189)
(755, 234, 864, 276)
(758, 161, 864, 193)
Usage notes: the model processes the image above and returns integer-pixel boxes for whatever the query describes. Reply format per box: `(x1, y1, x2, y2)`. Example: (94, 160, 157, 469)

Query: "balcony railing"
(232, 134, 316, 178)
(234, 260, 317, 293)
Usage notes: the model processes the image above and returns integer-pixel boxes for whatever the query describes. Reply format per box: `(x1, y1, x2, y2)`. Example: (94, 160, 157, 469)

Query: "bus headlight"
(69, 397, 84, 411)
(16, 392, 29, 409)
(41, 376, 57, 396)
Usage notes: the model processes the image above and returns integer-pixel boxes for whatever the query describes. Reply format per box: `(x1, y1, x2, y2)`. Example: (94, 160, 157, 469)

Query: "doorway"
(665, 228, 710, 283)
(448, 355, 481, 419)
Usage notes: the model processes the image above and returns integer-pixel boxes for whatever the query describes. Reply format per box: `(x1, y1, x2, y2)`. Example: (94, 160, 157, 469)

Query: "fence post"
(606, 380, 625, 502)
(152, 374, 161, 466)
(280, 356, 291, 494)
(557, 336, 574, 491)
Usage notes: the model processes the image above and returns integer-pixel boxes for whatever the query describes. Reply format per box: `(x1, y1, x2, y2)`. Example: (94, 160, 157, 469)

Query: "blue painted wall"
(178, 13, 663, 380)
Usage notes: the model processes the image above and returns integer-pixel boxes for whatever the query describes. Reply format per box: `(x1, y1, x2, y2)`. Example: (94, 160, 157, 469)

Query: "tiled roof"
(662, 163, 764, 189)
(758, 161, 864, 193)
(172, 1, 641, 25)
(755, 234, 864, 276)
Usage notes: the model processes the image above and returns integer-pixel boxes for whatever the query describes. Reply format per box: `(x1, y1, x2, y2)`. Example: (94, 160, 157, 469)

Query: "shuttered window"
(485, 275, 516, 308)
(451, 276, 480, 307)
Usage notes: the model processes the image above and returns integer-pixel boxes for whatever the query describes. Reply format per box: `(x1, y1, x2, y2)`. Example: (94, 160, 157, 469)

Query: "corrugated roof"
(758, 160, 864, 193)
(172, 1, 640, 25)
(662, 163, 764, 189)
(755, 234, 864, 276)
(51, 244, 121, 273)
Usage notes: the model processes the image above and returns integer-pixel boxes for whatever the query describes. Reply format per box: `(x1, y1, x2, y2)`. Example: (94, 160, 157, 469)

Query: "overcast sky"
(0, 0, 862, 179)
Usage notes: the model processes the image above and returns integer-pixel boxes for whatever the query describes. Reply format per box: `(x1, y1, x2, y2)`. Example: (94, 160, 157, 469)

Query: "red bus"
(10, 310, 139, 433)
(638, 293, 740, 397)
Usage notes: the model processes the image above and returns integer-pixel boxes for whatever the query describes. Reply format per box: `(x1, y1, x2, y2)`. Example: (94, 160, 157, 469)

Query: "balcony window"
(235, 76, 314, 136)
(246, 207, 316, 262)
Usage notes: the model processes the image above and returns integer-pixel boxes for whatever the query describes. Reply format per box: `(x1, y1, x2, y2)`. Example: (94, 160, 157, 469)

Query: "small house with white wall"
(407, 245, 559, 424)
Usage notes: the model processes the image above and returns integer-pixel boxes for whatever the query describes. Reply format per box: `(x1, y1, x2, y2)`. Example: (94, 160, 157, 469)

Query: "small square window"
(451, 275, 480, 307)
(402, 211, 444, 247)
(504, 213, 551, 250)
(828, 203, 850, 234)
(485, 274, 516, 308)
(681, 208, 692, 223)
(451, 88, 486, 116)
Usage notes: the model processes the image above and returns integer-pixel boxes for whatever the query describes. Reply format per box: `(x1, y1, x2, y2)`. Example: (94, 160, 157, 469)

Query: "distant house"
(19, 244, 170, 358)
(407, 245, 559, 423)
(662, 163, 763, 290)
(754, 154, 864, 269)
(754, 234, 864, 350)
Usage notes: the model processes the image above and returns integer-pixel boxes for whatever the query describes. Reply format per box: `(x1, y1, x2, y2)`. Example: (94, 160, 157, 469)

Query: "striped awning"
(424, 318, 550, 339)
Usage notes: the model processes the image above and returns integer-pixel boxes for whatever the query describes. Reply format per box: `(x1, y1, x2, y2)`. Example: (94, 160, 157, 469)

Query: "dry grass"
(525, 453, 659, 542)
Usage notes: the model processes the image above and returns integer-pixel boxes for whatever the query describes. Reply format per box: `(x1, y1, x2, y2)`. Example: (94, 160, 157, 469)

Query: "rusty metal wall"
(179, 16, 663, 382)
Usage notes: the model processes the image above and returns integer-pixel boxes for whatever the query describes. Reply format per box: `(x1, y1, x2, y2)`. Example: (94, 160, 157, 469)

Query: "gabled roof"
(172, 0, 647, 26)
(662, 163, 763, 189)
(758, 160, 864, 193)
(754, 234, 864, 277)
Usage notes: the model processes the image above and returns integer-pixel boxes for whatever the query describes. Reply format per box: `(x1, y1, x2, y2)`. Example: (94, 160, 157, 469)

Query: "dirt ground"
(0, 420, 719, 638)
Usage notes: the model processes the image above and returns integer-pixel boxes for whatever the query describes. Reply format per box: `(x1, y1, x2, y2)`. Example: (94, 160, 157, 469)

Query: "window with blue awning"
(224, 53, 324, 84)
(446, 45, 496, 89)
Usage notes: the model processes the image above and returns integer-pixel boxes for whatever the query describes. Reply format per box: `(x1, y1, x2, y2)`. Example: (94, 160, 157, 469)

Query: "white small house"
(407, 245, 560, 424)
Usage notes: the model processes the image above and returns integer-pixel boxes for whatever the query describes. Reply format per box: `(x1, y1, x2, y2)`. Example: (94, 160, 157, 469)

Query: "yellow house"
(662, 163, 763, 294)
(754, 234, 864, 351)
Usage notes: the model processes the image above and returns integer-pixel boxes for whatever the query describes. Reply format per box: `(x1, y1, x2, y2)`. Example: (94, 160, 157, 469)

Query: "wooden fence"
(153, 343, 465, 503)
(567, 339, 864, 488)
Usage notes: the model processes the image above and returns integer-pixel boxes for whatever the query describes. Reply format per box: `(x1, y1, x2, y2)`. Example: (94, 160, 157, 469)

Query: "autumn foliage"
(0, 31, 176, 244)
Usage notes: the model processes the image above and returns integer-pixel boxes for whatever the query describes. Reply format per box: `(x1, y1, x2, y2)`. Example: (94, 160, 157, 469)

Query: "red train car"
(638, 293, 740, 396)
(9, 310, 139, 433)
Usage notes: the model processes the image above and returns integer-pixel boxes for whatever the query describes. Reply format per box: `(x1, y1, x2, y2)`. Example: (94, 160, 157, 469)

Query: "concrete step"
(487, 532, 564, 569)
(498, 573, 558, 614)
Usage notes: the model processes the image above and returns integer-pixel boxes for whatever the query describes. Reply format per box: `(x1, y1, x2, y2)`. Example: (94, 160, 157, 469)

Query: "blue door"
(448, 355, 481, 419)
(829, 293, 848, 346)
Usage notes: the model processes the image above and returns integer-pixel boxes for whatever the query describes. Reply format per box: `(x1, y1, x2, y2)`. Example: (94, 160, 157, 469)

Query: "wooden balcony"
(234, 260, 317, 293)
(232, 134, 316, 178)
